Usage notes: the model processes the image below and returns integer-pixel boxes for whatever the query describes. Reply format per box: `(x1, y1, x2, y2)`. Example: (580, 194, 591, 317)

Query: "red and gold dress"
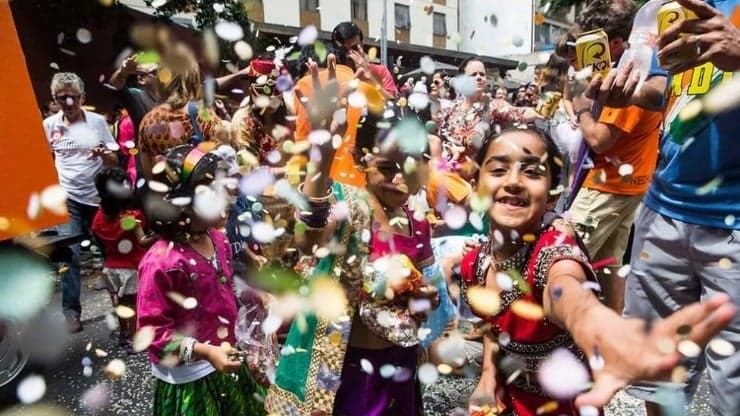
(460, 227, 598, 416)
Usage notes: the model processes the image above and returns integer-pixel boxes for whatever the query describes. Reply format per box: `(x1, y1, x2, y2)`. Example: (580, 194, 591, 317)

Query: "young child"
(457, 128, 733, 416)
(136, 144, 264, 415)
(92, 167, 154, 352)
(264, 58, 446, 416)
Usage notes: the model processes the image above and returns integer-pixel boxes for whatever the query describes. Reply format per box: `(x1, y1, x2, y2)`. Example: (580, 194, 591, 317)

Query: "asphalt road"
(1, 263, 713, 416)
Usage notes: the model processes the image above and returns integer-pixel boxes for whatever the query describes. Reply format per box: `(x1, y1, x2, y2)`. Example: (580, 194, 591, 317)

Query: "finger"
(654, 293, 733, 341)
(675, 0, 720, 19)
(622, 68, 640, 97)
(664, 46, 715, 75)
(574, 373, 624, 409)
(309, 60, 321, 92)
(597, 70, 618, 105)
(658, 36, 695, 63)
(327, 54, 337, 81)
(584, 74, 603, 100)
(613, 61, 633, 90)
(685, 300, 736, 345)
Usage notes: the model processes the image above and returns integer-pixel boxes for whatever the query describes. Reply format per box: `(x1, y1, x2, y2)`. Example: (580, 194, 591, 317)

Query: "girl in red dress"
(457, 128, 735, 416)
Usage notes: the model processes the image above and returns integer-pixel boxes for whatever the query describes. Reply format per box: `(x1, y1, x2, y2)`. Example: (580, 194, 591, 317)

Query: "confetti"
(725, 215, 736, 226)
(579, 406, 599, 416)
(360, 358, 374, 374)
(443, 205, 467, 230)
(40, 184, 67, 216)
(133, 326, 155, 352)
(76, 28, 92, 44)
(348, 91, 368, 108)
(17, 374, 46, 404)
(408, 92, 430, 111)
(511, 299, 544, 320)
(83, 366, 93, 377)
(276, 74, 294, 92)
(419, 56, 436, 75)
(182, 297, 198, 310)
(262, 312, 283, 335)
(310, 277, 347, 321)
(708, 338, 735, 356)
(512, 34, 524, 47)
(298, 25, 318, 46)
(117, 239, 133, 254)
(703, 75, 740, 115)
(151, 0, 168, 7)
(234, 40, 253, 60)
(203, 29, 220, 68)
(217, 326, 229, 339)
(80, 383, 110, 412)
(466, 286, 501, 317)
(536, 401, 559, 415)
(677, 339, 701, 358)
(534, 13, 546, 25)
(434, 334, 467, 367)
(618, 163, 634, 177)
(104, 359, 126, 378)
(616, 265, 631, 278)
(696, 176, 723, 195)
(0, 250, 54, 320)
(94, 349, 109, 358)
(588, 346, 605, 370)
(380, 364, 396, 378)
(671, 365, 688, 383)
(115, 305, 135, 319)
(213, 2, 225, 13)
(452, 75, 476, 97)
(537, 348, 590, 399)
(418, 363, 439, 384)
(214, 21, 244, 41)
(496, 272, 514, 291)
(718, 257, 732, 269)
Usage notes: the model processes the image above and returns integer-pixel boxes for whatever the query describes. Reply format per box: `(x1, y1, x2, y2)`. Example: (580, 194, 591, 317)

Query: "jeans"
(60, 198, 98, 317)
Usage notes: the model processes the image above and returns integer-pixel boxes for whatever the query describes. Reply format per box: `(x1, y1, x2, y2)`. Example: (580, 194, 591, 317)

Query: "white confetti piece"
(76, 28, 92, 44)
(262, 312, 283, 335)
(496, 272, 513, 291)
(443, 205, 467, 230)
(380, 364, 396, 378)
(512, 34, 524, 47)
(182, 297, 198, 310)
(117, 239, 133, 254)
(360, 358, 374, 374)
(618, 164, 634, 177)
(708, 338, 735, 356)
(27, 192, 41, 220)
(725, 215, 736, 227)
(348, 91, 367, 108)
(616, 265, 631, 278)
(215, 21, 244, 41)
(104, 359, 126, 378)
(17, 375, 46, 404)
(234, 40, 253, 60)
(133, 326, 155, 352)
(418, 363, 439, 384)
(677, 340, 701, 358)
(579, 406, 599, 416)
(538, 348, 590, 399)
(114, 305, 135, 319)
(298, 25, 318, 46)
(419, 56, 436, 75)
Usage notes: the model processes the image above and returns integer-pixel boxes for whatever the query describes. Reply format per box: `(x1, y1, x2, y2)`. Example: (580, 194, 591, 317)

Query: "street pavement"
(1, 260, 713, 416)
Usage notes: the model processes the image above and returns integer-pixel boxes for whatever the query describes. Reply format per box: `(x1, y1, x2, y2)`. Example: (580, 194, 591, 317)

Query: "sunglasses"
(55, 94, 80, 102)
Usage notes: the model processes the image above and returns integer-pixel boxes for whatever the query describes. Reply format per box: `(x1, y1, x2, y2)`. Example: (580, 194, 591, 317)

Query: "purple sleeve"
(137, 254, 180, 364)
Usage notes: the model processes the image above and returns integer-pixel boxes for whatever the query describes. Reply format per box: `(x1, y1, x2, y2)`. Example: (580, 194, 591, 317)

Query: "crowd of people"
(40, 0, 740, 415)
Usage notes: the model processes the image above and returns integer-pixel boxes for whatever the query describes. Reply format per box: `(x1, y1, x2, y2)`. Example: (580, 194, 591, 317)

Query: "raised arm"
(543, 259, 734, 408)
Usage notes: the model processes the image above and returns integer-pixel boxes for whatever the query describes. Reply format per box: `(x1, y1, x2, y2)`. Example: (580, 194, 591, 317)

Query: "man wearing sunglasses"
(42, 72, 118, 333)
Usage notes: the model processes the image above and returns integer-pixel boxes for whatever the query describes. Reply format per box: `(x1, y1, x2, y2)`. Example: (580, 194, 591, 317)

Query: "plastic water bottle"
(617, 0, 661, 91)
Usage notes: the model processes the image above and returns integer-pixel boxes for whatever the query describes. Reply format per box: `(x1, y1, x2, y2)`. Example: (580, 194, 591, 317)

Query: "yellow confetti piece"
(157, 67, 173, 84)
(718, 257, 732, 269)
(522, 233, 536, 243)
(104, 359, 126, 379)
(467, 286, 501, 317)
(534, 13, 546, 25)
(510, 299, 544, 320)
(368, 47, 378, 60)
(329, 331, 342, 345)
(536, 400, 559, 415)
(0, 217, 9, 231)
(115, 305, 136, 319)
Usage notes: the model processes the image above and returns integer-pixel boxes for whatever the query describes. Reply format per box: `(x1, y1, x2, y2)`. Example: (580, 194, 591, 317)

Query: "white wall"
(261, 0, 458, 50)
(263, 0, 300, 27)
(458, 0, 534, 56)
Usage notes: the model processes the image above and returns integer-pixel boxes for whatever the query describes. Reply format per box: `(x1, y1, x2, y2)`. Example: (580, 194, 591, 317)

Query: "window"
(433, 12, 446, 36)
(301, 0, 319, 11)
(394, 3, 410, 29)
(351, 0, 367, 21)
(534, 22, 567, 51)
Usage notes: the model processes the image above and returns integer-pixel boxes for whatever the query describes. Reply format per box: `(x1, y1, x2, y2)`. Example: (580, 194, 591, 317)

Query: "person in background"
(42, 72, 119, 333)
(42, 99, 61, 118)
(137, 43, 223, 180)
(92, 167, 154, 353)
(494, 86, 508, 101)
(514, 85, 528, 107)
(331, 21, 399, 98)
(567, 0, 663, 313)
(581, 0, 740, 414)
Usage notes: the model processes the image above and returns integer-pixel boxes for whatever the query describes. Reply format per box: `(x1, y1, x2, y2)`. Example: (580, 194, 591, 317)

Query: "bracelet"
(179, 337, 197, 364)
(298, 183, 334, 203)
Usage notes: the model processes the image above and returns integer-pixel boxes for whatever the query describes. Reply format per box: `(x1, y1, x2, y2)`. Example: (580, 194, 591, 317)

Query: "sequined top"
(137, 229, 237, 365)
(460, 227, 596, 416)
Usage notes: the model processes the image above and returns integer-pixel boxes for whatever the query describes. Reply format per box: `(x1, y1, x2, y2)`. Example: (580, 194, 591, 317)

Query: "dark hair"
(144, 144, 224, 243)
(331, 22, 364, 47)
(353, 104, 431, 165)
(542, 54, 570, 93)
(95, 167, 134, 218)
(458, 57, 485, 74)
(577, 0, 637, 41)
(475, 128, 563, 192)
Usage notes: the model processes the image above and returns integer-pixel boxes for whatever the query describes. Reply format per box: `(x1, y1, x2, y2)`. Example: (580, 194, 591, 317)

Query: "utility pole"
(381, 0, 388, 66)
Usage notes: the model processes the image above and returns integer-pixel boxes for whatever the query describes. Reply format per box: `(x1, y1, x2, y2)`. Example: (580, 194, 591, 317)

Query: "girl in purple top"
(136, 144, 264, 415)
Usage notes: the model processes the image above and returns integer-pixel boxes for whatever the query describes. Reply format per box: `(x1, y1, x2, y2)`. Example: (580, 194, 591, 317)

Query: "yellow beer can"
(657, 0, 698, 65)
(536, 91, 563, 118)
(576, 29, 612, 78)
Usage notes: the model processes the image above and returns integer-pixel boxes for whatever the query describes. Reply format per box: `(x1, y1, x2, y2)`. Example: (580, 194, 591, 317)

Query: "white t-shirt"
(43, 110, 116, 206)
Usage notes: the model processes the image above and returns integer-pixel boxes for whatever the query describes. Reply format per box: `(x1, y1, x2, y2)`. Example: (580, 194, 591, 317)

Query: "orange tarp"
(0, 2, 67, 240)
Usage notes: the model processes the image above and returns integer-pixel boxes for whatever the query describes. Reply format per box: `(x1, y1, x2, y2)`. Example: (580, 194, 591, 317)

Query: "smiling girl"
(459, 128, 734, 416)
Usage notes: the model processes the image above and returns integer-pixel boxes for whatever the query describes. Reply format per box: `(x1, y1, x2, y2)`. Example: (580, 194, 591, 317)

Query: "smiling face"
(464, 60, 487, 95)
(364, 149, 428, 211)
(477, 130, 553, 235)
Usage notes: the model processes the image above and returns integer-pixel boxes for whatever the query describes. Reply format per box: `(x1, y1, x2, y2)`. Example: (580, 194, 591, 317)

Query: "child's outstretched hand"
(573, 293, 735, 408)
(205, 343, 243, 374)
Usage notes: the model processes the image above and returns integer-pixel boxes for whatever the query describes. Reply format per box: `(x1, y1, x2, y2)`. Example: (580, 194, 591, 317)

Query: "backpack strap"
(187, 101, 204, 145)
